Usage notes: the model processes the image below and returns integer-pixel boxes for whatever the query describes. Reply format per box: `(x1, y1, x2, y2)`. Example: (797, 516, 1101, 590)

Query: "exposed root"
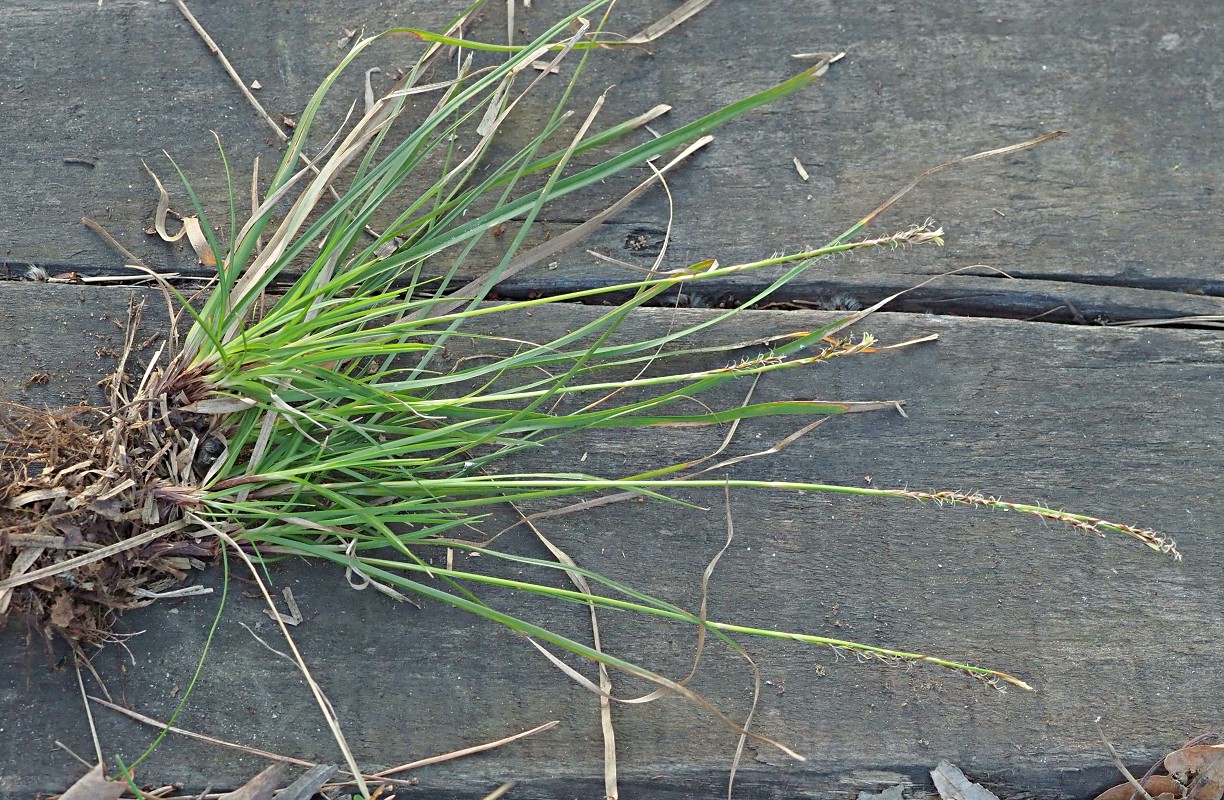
(0, 298, 222, 646)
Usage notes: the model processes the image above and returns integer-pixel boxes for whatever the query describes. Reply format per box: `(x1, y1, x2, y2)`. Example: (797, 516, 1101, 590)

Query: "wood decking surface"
(2, 2, 1221, 797)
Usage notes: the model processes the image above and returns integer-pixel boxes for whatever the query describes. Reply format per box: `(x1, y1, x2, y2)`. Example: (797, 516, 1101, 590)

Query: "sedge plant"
(1, 1, 1178, 711)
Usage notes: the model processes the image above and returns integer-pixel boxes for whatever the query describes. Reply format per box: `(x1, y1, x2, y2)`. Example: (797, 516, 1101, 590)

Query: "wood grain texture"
(1, 284, 1220, 797)
(1, 1, 1221, 321)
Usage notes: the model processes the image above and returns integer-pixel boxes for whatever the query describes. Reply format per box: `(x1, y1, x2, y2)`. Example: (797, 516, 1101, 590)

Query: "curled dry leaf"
(142, 161, 217, 267)
(1166, 744, 1224, 800)
(1094, 775, 1186, 800)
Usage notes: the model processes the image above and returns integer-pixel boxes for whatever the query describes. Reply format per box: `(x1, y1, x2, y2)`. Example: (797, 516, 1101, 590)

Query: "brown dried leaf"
(1168, 744, 1224, 779)
(57, 763, 127, 800)
(50, 594, 76, 628)
(1094, 775, 1186, 800)
(931, 761, 1001, 800)
(218, 763, 286, 800)
(1167, 745, 1224, 800)
(89, 498, 125, 522)
(273, 764, 337, 800)
(51, 518, 83, 545)
(181, 216, 217, 268)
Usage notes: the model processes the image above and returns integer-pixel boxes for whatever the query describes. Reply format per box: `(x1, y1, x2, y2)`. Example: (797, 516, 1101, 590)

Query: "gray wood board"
(1, 283, 1221, 797)
(2, 2, 1222, 322)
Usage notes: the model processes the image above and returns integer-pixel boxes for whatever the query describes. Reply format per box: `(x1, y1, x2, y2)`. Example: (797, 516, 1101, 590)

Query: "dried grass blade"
(625, 0, 715, 44)
(512, 506, 618, 799)
(202, 520, 370, 799)
(88, 695, 316, 767)
(370, 720, 559, 777)
(424, 135, 713, 322)
(840, 130, 1064, 242)
(142, 161, 189, 243)
(0, 520, 188, 593)
(0, 547, 42, 613)
(1110, 315, 1224, 328)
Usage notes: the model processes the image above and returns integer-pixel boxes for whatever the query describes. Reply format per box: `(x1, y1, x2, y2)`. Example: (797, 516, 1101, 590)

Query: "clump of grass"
(1, 0, 1175, 718)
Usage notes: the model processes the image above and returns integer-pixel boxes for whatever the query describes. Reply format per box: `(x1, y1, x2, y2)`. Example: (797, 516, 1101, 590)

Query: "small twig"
(73, 655, 104, 766)
(238, 621, 293, 662)
(77, 653, 115, 703)
(54, 740, 93, 769)
(481, 782, 516, 800)
(170, 0, 286, 142)
(131, 585, 214, 599)
(81, 216, 149, 268)
(1096, 718, 1157, 800)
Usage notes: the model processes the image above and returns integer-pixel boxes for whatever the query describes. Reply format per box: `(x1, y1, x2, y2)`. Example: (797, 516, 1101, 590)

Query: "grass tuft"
(0, 1, 1173, 756)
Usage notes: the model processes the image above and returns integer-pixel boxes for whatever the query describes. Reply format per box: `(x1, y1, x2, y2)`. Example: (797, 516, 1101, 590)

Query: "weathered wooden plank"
(2, 283, 1220, 797)
(2, 2, 1221, 321)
